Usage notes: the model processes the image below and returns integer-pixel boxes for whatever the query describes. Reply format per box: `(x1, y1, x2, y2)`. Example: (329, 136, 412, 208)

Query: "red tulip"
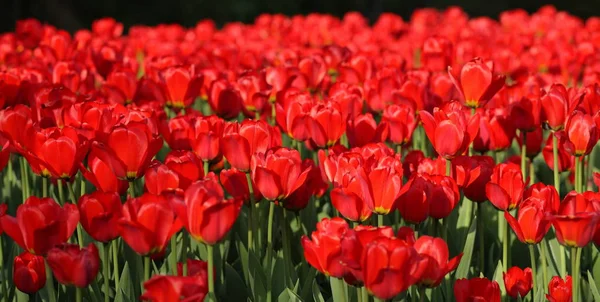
(92, 122, 162, 180)
(419, 104, 480, 159)
(0, 105, 34, 150)
(448, 57, 505, 108)
(505, 197, 551, 244)
(13, 252, 46, 294)
(414, 236, 462, 287)
(543, 132, 574, 172)
(362, 237, 427, 300)
(219, 168, 261, 205)
(208, 79, 243, 120)
(340, 225, 395, 284)
(189, 115, 225, 163)
(46, 243, 100, 288)
(81, 149, 128, 194)
(452, 155, 494, 202)
(301, 218, 350, 278)
(221, 120, 281, 172)
(503, 266, 533, 299)
(164, 150, 204, 190)
(77, 191, 122, 243)
(346, 113, 388, 147)
(0, 134, 9, 173)
(454, 278, 501, 302)
(547, 275, 572, 302)
(308, 101, 346, 148)
(541, 84, 582, 131)
(428, 175, 460, 219)
(141, 275, 207, 302)
(173, 177, 242, 245)
(159, 65, 202, 109)
(251, 148, 310, 201)
(177, 259, 208, 279)
(118, 193, 182, 256)
(486, 163, 525, 211)
(523, 183, 560, 213)
(548, 191, 600, 247)
(397, 174, 431, 224)
(283, 159, 326, 211)
(330, 169, 373, 222)
(561, 110, 598, 156)
(104, 67, 138, 104)
(421, 36, 453, 72)
(1, 196, 79, 255)
(382, 104, 417, 146)
(473, 108, 515, 153)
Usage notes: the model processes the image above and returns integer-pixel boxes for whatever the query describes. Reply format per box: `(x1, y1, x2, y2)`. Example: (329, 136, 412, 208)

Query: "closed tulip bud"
(541, 84, 581, 131)
(46, 243, 100, 288)
(562, 110, 598, 157)
(208, 79, 243, 120)
(505, 197, 551, 244)
(346, 113, 388, 147)
(454, 277, 501, 302)
(473, 108, 515, 153)
(427, 175, 460, 219)
(397, 174, 431, 224)
(159, 65, 202, 109)
(13, 252, 46, 294)
(486, 163, 525, 211)
(189, 115, 225, 163)
(164, 150, 204, 190)
(219, 168, 261, 205)
(547, 275, 572, 302)
(503, 266, 533, 299)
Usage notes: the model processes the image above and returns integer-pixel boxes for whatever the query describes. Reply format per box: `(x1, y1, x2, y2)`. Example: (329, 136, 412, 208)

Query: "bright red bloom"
(173, 177, 242, 245)
(485, 163, 525, 211)
(251, 148, 310, 201)
(159, 65, 203, 109)
(452, 155, 494, 202)
(283, 159, 327, 211)
(421, 36, 453, 72)
(362, 237, 427, 300)
(104, 67, 138, 104)
(301, 218, 350, 278)
(118, 193, 182, 256)
(382, 104, 417, 146)
(473, 108, 515, 153)
(77, 191, 122, 243)
(208, 79, 243, 120)
(144, 161, 180, 195)
(543, 132, 574, 172)
(141, 275, 207, 302)
(396, 174, 431, 224)
(81, 149, 128, 195)
(13, 252, 46, 294)
(164, 151, 204, 190)
(523, 183, 560, 213)
(221, 120, 281, 172)
(189, 115, 225, 163)
(92, 122, 162, 180)
(0, 105, 33, 150)
(340, 225, 395, 285)
(561, 110, 598, 156)
(503, 266, 533, 299)
(0, 134, 9, 173)
(509, 95, 543, 132)
(448, 57, 505, 108)
(548, 191, 600, 247)
(541, 84, 582, 131)
(427, 175, 460, 219)
(413, 236, 462, 287)
(505, 197, 552, 244)
(419, 104, 480, 159)
(308, 101, 346, 148)
(219, 168, 261, 205)
(1, 196, 79, 255)
(177, 259, 208, 279)
(454, 277, 501, 302)
(46, 243, 100, 288)
(547, 275, 572, 302)
(346, 113, 388, 147)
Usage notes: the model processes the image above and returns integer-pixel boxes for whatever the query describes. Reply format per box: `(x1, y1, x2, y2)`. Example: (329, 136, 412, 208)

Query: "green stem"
(128, 181, 135, 198)
(182, 232, 188, 276)
(42, 177, 48, 198)
(0, 236, 6, 302)
(44, 259, 56, 302)
(528, 245, 537, 300)
(378, 214, 384, 227)
(396, 144, 402, 159)
(80, 173, 86, 197)
(503, 213, 508, 269)
(521, 132, 527, 183)
(270, 102, 276, 126)
(66, 181, 84, 247)
(330, 277, 347, 302)
(552, 134, 560, 196)
(112, 241, 120, 293)
(361, 287, 369, 302)
(266, 202, 275, 302)
(103, 244, 110, 302)
(169, 235, 178, 275)
(478, 203, 485, 275)
(204, 161, 210, 176)
(75, 287, 82, 302)
(539, 241, 549, 293)
(419, 286, 425, 302)
(143, 256, 151, 284)
(57, 179, 65, 205)
(572, 247, 581, 302)
(559, 244, 567, 277)
(246, 173, 255, 253)
(207, 244, 216, 301)
(281, 209, 293, 289)
(28, 293, 36, 302)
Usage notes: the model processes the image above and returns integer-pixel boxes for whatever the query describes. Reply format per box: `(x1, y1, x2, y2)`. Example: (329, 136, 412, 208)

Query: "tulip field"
(2, 5, 600, 302)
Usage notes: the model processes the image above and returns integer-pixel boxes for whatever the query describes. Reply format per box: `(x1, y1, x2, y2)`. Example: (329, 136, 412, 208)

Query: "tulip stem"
(112, 240, 120, 293)
(57, 179, 65, 205)
(169, 235, 178, 275)
(572, 247, 581, 302)
(246, 173, 255, 253)
(44, 259, 56, 302)
(520, 132, 527, 183)
(528, 245, 537, 299)
(378, 214, 384, 227)
(552, 134, 560, 195)
(128, 181, 135, 198)
(330, 277, 347, 302)
(103, 244, 110, 302)
(66, 181, 85, 247)
(207, 244, 216, 301)
(539, 240, 549, 292)
(182, 233, 189, 276)
(75, 287, 82, 302)
(19, 157, 29, 201)
(477, 203, 485, 274)
(143, 256, 151, 284)
(42, 177, 48, 197)
(203, 161, 210, 176)
(281, 208, 293, 289)
(266, 202, 275, 302)
(361, 287, 369, 302)
(503, 212, 508, 270)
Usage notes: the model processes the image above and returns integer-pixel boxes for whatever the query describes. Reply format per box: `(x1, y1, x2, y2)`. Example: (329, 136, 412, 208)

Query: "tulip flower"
(346, 113, 388, 147)
(221, 120, 281, 172)
(173, 177, 242, 245)
(413, 236, 463, 287)
(77, 191, 122, 243)
(427, 175, 460, 219)
(486, 163, 525, 211)
(421, 36, 453, 72)
(1, 196, 79, 255)
(396, 174, 431, 224)
(46, 243, 100, 288)
(283, 159, 327, 211)
(164, 150, 204, 190)
(177, 259, 209, 279)
(340, 225, 395, 284)
(301, 217, 350, 278)
(80, 150, 128, 195)
(307, 101, 346, 148)
(419, 104, 480, 159)
(547, 275, 572, 302)
(189, 115, 225, 163)
(104, 67, 138, 105)
(159, 65, 203, 109)
(503, 266, 533, 299)
(0, 105, 34, 150)
(208, 79, 243, 120)
(454, 277, 501, 302)
(548, 191, 600, 248)
(13, 252, 46, 294)
(542, 132, 574, 172)
(561, 110, 598, 156)
(0, 135, 9, 173)
(541, 84, 582, 131)
(362, 237, 427, 300)
(452, 155, 494, 202)
(448, 57, 505, 108)
(141, 275, 207, 302)
(382, 103, 417, 146)
(251, 148, 310, 201)
(219, 168, 261, 204)
(118, 193, 182, 256)
(523, 183, 560, 213)
(505, 197, 551, 244)
(473, 108, 515, 153)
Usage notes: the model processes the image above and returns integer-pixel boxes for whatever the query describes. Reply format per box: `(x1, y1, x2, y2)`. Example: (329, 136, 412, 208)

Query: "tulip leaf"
(224, 263, 249, 301)
(300, 267, 317, 301)
(248, 247, 268, 302)
(455, 216, 477, 280)
(588, 271, 600, 301)
(312, 279, 325, 302)
(278, 288, 303, 302)
(115, 262, 134, 302)
(454, 197, 474, 255)
(491, 260, 507, 298)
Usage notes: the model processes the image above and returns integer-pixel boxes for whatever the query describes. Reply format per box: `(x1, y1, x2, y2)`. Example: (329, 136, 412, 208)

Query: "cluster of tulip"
(1, 4, 600, 302)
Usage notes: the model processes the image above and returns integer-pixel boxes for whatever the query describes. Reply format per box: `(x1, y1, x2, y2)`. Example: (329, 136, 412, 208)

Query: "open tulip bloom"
(4, 6, 600, 302)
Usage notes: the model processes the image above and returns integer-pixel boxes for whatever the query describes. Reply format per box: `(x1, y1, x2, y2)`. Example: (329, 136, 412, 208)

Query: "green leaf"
(312, 280, 325, 302)
(454, 196, 474, 255)
(224, 263, 249, 301)
(300, 267, 317, 301)
(455, 216, 477, 280)
(491, 260, 506, 297)
(588, 271, 600, 301)
(115, 262, 134, 302)
(248, 248, 268, 302)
